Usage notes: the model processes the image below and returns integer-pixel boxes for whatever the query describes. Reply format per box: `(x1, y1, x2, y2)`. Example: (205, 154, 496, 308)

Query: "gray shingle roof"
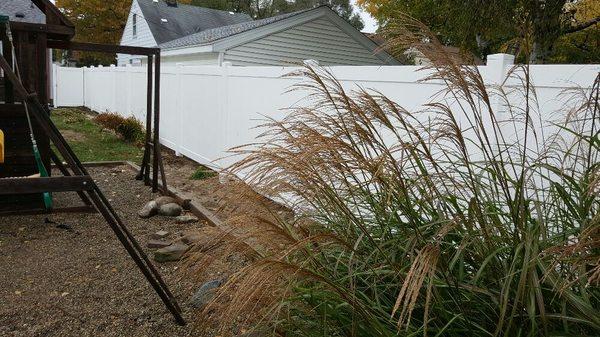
(160, 7, 317, 49)
(0, 0, 45, 24)
(137, 0, 252, 45)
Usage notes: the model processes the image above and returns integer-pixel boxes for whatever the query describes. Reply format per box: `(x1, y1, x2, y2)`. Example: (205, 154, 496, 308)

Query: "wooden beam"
(0, 176, 94, 194)
(10, 22, 75, 39)
(0, 205, 96, 216)
(47, 40, 159, 56)
(31, 0, 75, 28)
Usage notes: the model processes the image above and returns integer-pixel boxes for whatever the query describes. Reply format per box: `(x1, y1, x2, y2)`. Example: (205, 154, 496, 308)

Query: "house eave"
(161, 44, 214, 57)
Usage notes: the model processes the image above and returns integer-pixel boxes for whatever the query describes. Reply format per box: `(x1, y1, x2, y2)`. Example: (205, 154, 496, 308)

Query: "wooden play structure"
(0, 0, 181, 325)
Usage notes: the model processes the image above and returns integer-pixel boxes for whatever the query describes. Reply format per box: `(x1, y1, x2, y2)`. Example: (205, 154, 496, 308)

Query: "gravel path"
(0, 165, 206, 337)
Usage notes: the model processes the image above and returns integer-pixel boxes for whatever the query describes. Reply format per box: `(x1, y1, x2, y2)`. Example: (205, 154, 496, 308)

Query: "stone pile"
(138, 196, 184, 218)
(146, 229, 205, 263)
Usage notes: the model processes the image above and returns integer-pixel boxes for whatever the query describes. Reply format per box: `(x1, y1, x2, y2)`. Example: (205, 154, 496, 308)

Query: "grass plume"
(185, 17, 599, 337)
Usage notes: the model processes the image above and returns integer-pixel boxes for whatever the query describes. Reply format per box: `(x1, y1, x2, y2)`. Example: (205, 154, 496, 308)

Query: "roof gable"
(159, 8, 313, 49)
(160, 6, 400, 65)
(136, 0, 252, 45)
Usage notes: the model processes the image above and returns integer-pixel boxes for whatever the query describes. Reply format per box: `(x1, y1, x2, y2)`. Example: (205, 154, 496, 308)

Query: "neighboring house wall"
(223, 18, 386, 66)
(118, 0, 157, 66)
(158, 53, 220, 66)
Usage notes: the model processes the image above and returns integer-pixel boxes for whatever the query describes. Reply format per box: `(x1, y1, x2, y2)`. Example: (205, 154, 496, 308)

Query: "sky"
(49, 0, 379, 33)
(352, 0, 378, 33)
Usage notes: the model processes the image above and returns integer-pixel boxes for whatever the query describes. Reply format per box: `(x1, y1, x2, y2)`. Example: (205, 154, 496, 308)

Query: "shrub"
(94, 112, 123, 131)
(94, 113, 145, 144)
(116, 117, 145, 143)
(187, 18, 599, 337)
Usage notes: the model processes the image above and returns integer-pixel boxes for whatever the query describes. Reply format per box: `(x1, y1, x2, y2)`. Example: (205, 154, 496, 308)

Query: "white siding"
(158, 53, 220, 66)
(223, 18, 385, 66)
(117, 0, 157, 66)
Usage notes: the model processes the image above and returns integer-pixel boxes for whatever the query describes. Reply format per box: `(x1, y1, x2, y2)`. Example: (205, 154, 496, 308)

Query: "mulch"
(0, 165, 208, 337)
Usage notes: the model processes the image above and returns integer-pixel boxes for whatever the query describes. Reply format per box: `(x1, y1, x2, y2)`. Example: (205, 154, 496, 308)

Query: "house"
(118, 0, 252, 66)
(119, 0, 400, 66)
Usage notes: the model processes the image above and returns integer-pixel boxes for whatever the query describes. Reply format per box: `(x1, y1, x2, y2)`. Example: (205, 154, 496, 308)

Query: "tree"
(357, 0, 600, 63)
(55, 0, 194, 66)
(192, 0, 364, 30)
(550, 0, 600, 63)
(55, 0, 130, 65)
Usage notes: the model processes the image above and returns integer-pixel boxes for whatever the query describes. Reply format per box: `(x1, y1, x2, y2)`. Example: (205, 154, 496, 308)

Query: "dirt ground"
(0, 165, 207, 337)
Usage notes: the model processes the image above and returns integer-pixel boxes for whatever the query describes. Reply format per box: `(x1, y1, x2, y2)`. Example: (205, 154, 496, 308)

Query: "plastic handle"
(0, 129, 4, 164)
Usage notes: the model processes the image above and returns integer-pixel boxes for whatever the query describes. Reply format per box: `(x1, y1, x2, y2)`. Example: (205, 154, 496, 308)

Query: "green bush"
(188, 19, 600, 337)
(190, 167, 217, 180)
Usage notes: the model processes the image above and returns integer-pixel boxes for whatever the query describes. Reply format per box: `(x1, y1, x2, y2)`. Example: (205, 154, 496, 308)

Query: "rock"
(189, 279, 225, 309)
(175, 215, 198, 224)
(147, 239, 171, 249)
(138, 200, 158, 218)
(151, 230, 170, 240)
(158, 203, 183, 216)
(180, 231, 203, 245)
(155, 196, 178, 207)
(154, 243, 189, 262)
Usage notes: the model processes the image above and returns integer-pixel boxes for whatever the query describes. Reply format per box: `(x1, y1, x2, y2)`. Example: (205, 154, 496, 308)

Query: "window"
(132, 14, 137, 38)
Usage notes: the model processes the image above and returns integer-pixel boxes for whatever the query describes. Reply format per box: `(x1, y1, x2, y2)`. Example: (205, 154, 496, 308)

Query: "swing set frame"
(0, 0, 183, 325)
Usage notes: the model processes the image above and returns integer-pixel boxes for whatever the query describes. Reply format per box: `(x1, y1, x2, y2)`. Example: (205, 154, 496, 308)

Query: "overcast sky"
(352, 0, 378, 33)
(49, 0, 378, 33)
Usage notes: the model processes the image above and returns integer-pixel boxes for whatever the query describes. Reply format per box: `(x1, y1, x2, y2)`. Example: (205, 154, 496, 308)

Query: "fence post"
(486, 53, 514, 85)
(52, 64, 57, 106)
(176, 63, 184, 156)
(111, 64, 118, 113)
(221, 62, 232, 159)
(486, 53, 514, 116)
(88, 66, 95, 110)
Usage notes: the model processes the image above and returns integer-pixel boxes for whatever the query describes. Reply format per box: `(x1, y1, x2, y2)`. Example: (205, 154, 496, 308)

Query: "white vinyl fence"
(53, 54, 599, 170)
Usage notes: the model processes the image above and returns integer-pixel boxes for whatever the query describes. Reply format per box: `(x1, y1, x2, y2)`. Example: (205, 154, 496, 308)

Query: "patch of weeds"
(190, 167, 217, 180)
(51, 108, 143, 162)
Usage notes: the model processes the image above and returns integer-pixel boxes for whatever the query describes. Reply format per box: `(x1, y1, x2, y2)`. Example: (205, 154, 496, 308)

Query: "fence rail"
(53, 54, 600, 170)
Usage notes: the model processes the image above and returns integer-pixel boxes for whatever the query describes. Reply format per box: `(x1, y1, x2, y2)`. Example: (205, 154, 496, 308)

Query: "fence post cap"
(486, 53, 515, 65)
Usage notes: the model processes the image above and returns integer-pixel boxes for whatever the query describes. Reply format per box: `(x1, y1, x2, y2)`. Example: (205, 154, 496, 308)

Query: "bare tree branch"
(564, 16, 600, 34)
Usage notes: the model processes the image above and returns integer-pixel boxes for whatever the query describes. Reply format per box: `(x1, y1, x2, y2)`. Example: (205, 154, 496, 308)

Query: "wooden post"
(152, 52, 160, 192)
(136, 55, 153, 185)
